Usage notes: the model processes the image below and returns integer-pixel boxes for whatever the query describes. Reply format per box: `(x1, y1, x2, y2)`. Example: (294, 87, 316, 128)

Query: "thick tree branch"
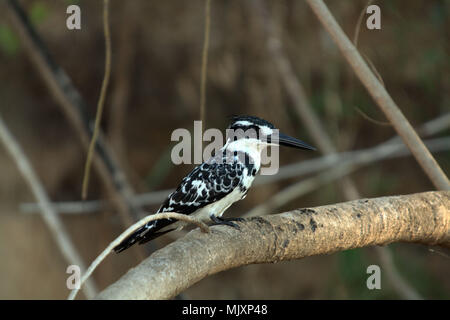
(97, 191, 450, 300)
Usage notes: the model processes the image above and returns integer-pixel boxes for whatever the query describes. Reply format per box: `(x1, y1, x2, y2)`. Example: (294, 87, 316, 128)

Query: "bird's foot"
(210, 215, 244, 230)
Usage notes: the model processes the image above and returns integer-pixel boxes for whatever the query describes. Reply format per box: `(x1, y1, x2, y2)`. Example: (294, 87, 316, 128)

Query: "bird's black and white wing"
(113, 152, 256, 253)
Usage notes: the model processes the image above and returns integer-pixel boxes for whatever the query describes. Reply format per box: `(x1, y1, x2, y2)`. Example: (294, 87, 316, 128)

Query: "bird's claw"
(210, 216, 244, 230)
(212, 220, 241, 230)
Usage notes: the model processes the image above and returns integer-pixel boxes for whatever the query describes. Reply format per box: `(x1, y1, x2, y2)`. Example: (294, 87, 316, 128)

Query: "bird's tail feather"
(113, 224, 149, 253)
(113, 219, 175, 253)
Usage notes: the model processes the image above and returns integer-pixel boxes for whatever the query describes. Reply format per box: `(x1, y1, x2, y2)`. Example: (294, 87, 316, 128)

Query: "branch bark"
(97, 191, 450, 300)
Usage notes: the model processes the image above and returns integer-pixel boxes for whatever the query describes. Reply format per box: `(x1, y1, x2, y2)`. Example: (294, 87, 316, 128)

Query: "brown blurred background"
(0, 0, 449, 299)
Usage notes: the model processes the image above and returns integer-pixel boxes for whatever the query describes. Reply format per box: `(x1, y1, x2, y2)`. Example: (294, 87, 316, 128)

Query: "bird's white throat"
(223, 138, 268, 169)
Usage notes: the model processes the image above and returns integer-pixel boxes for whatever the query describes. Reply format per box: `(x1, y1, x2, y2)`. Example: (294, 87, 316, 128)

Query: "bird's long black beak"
(277, 132, 316, 151)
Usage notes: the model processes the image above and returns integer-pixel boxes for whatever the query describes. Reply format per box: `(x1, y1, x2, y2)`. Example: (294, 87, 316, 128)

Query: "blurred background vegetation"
(0, 0, 448, 299)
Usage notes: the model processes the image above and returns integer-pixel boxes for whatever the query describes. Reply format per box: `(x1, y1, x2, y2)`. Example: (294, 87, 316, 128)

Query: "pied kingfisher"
(114, 115, 315, 253)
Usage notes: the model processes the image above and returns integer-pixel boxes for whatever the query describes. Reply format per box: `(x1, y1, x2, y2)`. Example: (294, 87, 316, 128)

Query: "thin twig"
(306, 0, 450, 190)
(419, 113, 450, 136)
(353, 0, 374, 47)
(82, 0, 112, 199)
(68, 212, 210, 300)
(353, 2, 389, 129)
(21, 189, 172, 214)
(199, 0, 211, 129)
(108, 1, 140, 186)
(355, 106, 391, 127)
(0, 114, 98, 299)
(428, 248, 450, 259)
(362, 52, 385, 87)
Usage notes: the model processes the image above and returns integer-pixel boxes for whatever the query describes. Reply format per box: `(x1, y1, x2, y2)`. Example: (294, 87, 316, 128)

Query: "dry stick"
(306, 0, 450, 191)
(355, 107, 390, 127)
(362, 52, 385, 88)
(20, 110, 450, 214)
(97, 191, 450, 299)
(67, 212, 210, 300)
(82, 0, 112, 200)
(5, 0, 144, 227)
(199, 0, 211, 128)
(353, 1, 386, 89)
(0, 115, 98, 299)
(22, 189, 174, 214)
(108, 1, 133, 151)
(420, 113, 450, 136)
(252, 0, 422, 299)
(108, 1, 138, 180)
(428, 248, 450, 259)
(352, 1, 389, 127)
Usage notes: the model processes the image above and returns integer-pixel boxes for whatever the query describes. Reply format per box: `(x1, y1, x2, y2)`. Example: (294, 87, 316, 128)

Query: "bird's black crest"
(228, 115, 275, 129)
(227, 115, 275, 141)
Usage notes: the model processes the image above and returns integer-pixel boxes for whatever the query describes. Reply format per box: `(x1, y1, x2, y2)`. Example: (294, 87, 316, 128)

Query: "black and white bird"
(114, 115, 315, 253)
